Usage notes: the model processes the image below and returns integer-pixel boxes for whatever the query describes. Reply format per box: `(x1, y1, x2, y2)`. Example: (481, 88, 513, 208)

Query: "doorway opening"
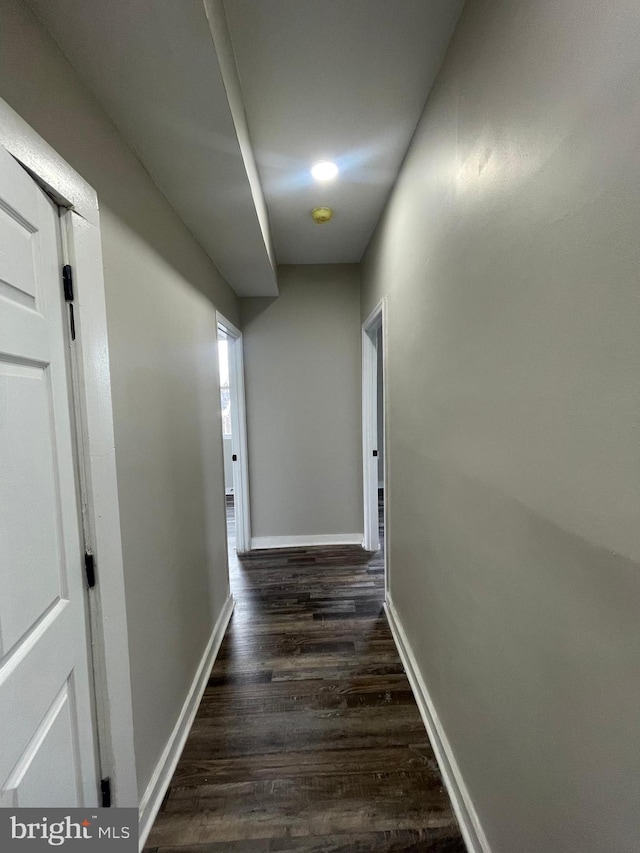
(216, 314, 251, 561)
(362, 299, 388, 593)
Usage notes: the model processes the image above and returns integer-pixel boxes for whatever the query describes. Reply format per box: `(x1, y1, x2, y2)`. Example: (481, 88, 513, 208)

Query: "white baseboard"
(138, 594, 235, 850)
(384, 596, 491, 853)
(250, 533, 363, 550)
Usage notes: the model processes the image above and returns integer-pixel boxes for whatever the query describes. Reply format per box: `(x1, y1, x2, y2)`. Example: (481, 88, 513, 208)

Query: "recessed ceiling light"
(311, 161, 339, 181)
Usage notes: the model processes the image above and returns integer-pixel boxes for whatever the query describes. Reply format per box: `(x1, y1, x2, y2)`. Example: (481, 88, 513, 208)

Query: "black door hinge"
(85, 552, 96, 589)
(62, 264, 74, 301)
(101, 777, 112, 808)
(232, 454, 238, 461)
(62, 265, 76, 340)
(68, 304, 76, 341)
(372, 449, 378, 457)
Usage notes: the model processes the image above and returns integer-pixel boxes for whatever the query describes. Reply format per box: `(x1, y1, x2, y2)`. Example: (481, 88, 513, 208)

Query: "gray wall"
(241, 264, 363, 541)
(0, 0, 237, 799)
(360, 0, 640, 851)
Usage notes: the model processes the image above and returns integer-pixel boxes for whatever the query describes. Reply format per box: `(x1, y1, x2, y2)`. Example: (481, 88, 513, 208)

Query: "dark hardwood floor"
(144, 494, 465, 852)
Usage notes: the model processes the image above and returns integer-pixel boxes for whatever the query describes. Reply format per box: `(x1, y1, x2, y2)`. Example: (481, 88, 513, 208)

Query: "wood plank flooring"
(144, 497, 465, 852)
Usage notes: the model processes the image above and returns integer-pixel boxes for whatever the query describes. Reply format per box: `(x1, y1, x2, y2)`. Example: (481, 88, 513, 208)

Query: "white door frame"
(216, 312, 251, 554)
(0, 98, 138, 805)
(362, 298, 389, 594)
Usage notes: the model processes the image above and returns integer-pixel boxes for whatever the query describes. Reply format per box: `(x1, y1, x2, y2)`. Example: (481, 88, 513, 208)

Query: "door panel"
(2, 680, 79, 808)
(0, 159, 39, 311)
(0, 147, 99, 807)
(0, 207, 38, 308)
(0, 363, 62, 655)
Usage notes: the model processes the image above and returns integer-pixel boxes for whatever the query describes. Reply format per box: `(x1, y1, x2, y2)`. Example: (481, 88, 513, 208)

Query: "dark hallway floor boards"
(144, 504, 465, 853)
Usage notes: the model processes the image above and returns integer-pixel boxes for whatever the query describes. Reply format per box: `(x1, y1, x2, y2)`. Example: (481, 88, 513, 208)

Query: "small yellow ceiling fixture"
(312, 206, 333, 224)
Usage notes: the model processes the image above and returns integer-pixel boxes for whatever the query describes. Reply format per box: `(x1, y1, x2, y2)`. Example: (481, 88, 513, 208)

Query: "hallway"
(2, 1, 640, 849)
(143, 505, 465, 852)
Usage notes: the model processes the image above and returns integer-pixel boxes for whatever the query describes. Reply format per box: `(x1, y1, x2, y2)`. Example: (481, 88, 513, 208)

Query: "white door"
(0, 148, 99, 807)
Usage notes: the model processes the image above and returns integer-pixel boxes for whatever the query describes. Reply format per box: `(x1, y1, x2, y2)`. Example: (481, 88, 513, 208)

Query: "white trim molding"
(385, 596, 492, 853)
(251, 533, 363, 550)
(61, 209, 138, 806)
(0, 98, 99, 226)
(362, 313, 379, 552)
(217, 312, 251, 554)
(138, 594, 234, 850)
(362, 297, 390, 596)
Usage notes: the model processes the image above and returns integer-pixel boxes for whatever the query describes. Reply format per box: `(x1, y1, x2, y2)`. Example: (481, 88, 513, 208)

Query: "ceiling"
(25, 0, 278, 296)
(25, 0, 464, 294)
(224, 0, 464, 265)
